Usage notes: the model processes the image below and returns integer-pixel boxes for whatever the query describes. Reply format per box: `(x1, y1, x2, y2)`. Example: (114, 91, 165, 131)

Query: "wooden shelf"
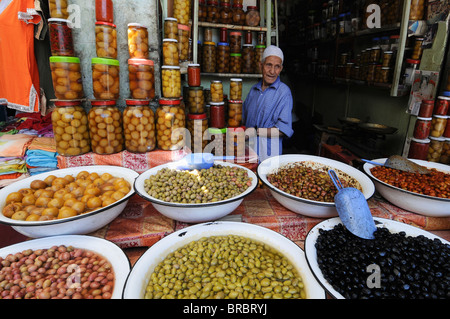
(198, 22, 268, 32)
(201, 73, 262, 78)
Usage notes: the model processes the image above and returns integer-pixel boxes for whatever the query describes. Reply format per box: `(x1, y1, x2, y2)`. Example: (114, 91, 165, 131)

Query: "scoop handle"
(361, 159, 384, 166)
(328, 170, 343, 192)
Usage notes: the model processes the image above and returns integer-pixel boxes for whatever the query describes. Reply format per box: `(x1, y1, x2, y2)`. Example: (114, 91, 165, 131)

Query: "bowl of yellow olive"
(134, 161, 258, 223)
(122, 221, 326, 299)
(0, 166, 139, 238)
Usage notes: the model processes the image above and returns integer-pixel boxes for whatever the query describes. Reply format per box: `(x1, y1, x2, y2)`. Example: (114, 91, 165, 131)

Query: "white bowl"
(133, 161, 258, 223)
(123, 221, 326, 299)
(257, 155, 375, 218)
(304, 217, 450, 299)
(363, 158, 450, 217)
(0, 235, 130, 299)
(0, 166, 139, 238)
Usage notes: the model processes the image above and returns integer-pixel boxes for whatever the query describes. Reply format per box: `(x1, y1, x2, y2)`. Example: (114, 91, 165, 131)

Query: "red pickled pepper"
(48, 19, 74, 56)
(95, 0, 114, 23)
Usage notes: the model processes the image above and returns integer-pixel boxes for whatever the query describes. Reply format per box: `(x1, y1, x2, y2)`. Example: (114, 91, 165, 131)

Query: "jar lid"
(95, 21, 116, 28)
(208, 127, 227, 134)
(381, 67, 390, 70)
(161, 65, 181, 69)
(207, 0, 218, 4)
(165, 17, 177, 22)
(91, 100, 116, 106)
(410, 137, 430, 143)
(189, 86, 203, 90)
(422, 99, 434, 104)
(390, 35, 400, 39)
(255, 45, 266, 48)
(178, 24, 190, 31)
(429, 136, 446, 141)
(128, 58, 154, 66)
(204, 41, 216, 45)
(232, 4, 243, 8)
(383, 51, 393, 54)
(217, 42, 229, 46)
(50, 56, 80, 63)
(230, 53, 242, 57)
(48, 18, 72, 26)
(220, 2, 231, 7)
(54, 100, 82, 107)
(188, 63, 200, 67)
(126, 99, 150, 106)
(159, 97, 180, 105)
(442, 91, 450, 97)
(188, 113, 207, 120)
(406, 59, 420, 64)
(227, 126, 246, 132)
(247, 6, 257, 9)
(230, 78, 242, 82)
(210, 101, 225, 106)
(211, 80, 222, 83)
(228, 100, 243, 103)
(433, 114, 448, 119)
(91, 57, 120, 66)
(230, 31, 242, 36)
(416, 117, 432, 121)
(163, 38, 178, 42)
(243, 44, 253, 47)
(437, 95, 450, 100)
(128, 23, 147, 28)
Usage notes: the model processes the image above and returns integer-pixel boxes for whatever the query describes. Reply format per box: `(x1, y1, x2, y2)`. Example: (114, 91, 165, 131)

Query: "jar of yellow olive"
(91, 57, 120, 100)
(123, 99, 156, 153)
(156, 98, 186, 150)
(229, 78, 242, 100)
(216, 42, 230, 73)
(128, 58, 155, 100)
(50, 56, 84, 100)
(177, 24, 190, 62)
(95, 21, 117, 59)
(164, 17, 178, 39)
(52, 100, 90, 156)
(230, 53, 242, 74)
(210, 80, 223, 102)
(163, 38, 179, 66)
(127, 23, 149, 59)
(202, 42, 216, 73)
(227, 99, 243, 127)
(242, 44, 254, 73)
(173, 0, 191, 25)
(161, 65, 181, 98)
(188, 86, 205, 114)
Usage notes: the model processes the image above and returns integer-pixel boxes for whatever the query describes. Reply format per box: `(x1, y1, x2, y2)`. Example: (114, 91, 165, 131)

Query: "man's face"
(261, 55, 283, 86)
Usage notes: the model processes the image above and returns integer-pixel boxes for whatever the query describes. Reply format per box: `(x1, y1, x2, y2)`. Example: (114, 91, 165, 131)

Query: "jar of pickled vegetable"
(381, 51, 393, 67)
(164, 17, 178, 39)
(128, 58, 155, 100)
(210, 80, 223, 102)
(226, 126, 246, 158)
(91, 57, 120, 100)
(95, 0, 114, 23)
(123, 99, 156, 153)
(127, 23, 149, 59)
(163, 38, 179, 66)
(202, 42, 216, 73)
(444, 118, 450, 138)
(411, 37, 424, 60)
(413, 117, 432, 139)
(232, 4, 245, 25)
(427, 136, 445, 162)
(50, 56, 84, 100)
(379, 67, 391, 83)
(244, 30, 252, 44)
(220, 27, 228, 43)
(49, 0, 69, 19)
(219, 2, 232, 24)
(434, 96, 450, 116)
(439, 138, 450, 164)
(370, 46, 381, 63)
(245, 6, 260, 27)
(207, 1, 220, 23)
(229, 32, 242, 53)
(52, 100, 91, 156)
(177, 24, 190, 62)
(229, 78, 242, 100)
(230, 53, 242, 74)
(254, 45, 265, 73)
(227, 99, 242, 127)
(430, 115, 447, 137)
(156, 98, 186, 151)
(242, 44, 254, 73)
(48, 18, 74, 57)
(257, 31, 265, 45)
(210, 101, 225, 128)
(161, 66, 181, 98)
(418, 100, 434, 118)
(88, 100, 124, 155)
(408, 137, 430, 160)
(187, 64, 201, 87)
(187, 113, 208, 152)
(95, 21, 117, 59)
(409, 0, 425, 20)
(199, 0, 207, 22)
(188, 86, 205, 114)
(173, 0, 191, 25)
(216, 42, 230, 73)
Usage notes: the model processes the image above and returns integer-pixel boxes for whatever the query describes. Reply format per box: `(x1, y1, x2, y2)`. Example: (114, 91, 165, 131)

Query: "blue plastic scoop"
(174, 153, 235, 170)
(328, 170, 376, 239)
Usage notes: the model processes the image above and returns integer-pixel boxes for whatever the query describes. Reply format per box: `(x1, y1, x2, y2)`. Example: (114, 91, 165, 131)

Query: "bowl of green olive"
(122, 221, 326, 299)
(133, 161, 258, 223)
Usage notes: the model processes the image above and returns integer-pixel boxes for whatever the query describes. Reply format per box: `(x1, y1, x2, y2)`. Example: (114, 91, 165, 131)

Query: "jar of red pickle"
(418, 99, 434, 118)
(413, 117, 432, 139)
(210, 101, 225, 128)
(187, 64, 201, 87)
(244, 30, 252, 44)
(435, 96, 450, 116)
(408, 137, 430, 160)
(95, 0, 114, 23)
(48, 18, 74, 57)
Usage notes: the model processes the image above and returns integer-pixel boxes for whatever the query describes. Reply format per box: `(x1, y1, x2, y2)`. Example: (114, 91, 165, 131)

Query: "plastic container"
(206, 1, 220, 23)
(427, 136, 445, 162)
(49, 56, 84, 100)
(91, 57, 120, 100)
(408, 137, 430, 160)
(48, 18, 74, 57)
(164, 17, 178, 39)
(187, 86, 205, 114)
(95, 0, 114, 23)
(435, 96, 450, 116)
(52, 100, 90, 156)
(187, 64, 201, 87)
(161, 66, 181, 98)
(229, 32, 242, 53)
(88, 100, 124, 155)
(418, 100, 434, 118)
(173, 0, 191, 25)
(229, 78, 242, 100)
(187, 113, 208, 152)
(127, 23, 149, 59)
(230, 53, 242, 74)
(202, 42, 216, 73)
(216, 42, 230, 73)
(210, 101, 225, 129)
(413, 117, 432, 139)
(245, 6, 260, 27)
(95, 21, 117, 59)
(219, 2, 232, 24)
(242, 44, 254, 74)
(227, 100, 243, 127)
(430, 115, 447, 137)
(123, 99, 155, 153)
(128, 58, 155, 100)
(232, 4, 245, 25)
(48, 0, 69, 19)
(163, 38, 179, 66)
(156, 98, 186, 151)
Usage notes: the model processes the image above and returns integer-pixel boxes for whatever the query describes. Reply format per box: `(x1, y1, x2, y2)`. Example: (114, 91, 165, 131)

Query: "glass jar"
(163, 38, 179, 66)
(254, 45, 265, 74)
(245, 6, 260, 27)
(418, 100, 434, 118)
(187, 113, 208, 152)
(411, 37, 424, 60)
(427, 136, 445, 162)
(379, 67, 391, 83)
(219, 3, 232, 24)
(187, 64, 201, 87)
(88, 100, 124, 155)
(202, 42, 216, 73)
(403, 59, 420, 86)
(229, 32, 242, 53)
(210, 80, 223, 102)
(128, 58, 155, 100)
(389, 35, 400, 51)
(188, 86, 205, 114)
(244, 30, 252, 44)
(370, 47, 381, 63)
(52, 100, 90, 156)
(216, 42, 230, 73)
(408, 137, 430, 160)
(413, 117, 432, 139)
(50, 56, 84, 100)
(242, 44, 254, 73)
(227, 99, 242, 127)
(210, 101, 225, 128)
(48, 18, 74, 57)
(207, 1, 220, 23)
(381, 51, 393, 67)
(257, 31, 265, 45)
(156, 98, 186, 151)
(161, 66, 181, 98)
(173, 0, 191, 25)
(204, 27, 214, 43)
(123, 99, 156, 153)
(439, 138, 450, 164)
(232, 4, 245, 25)
(220, 27, 228, 43)
(208, 127, 226, 156)
(431, 115, 448, 137)
(177, 24, 190, 62)
(226, 126, 246, 158)
(230, 53, 242, 74)
(409, 0, 425, 20)
(197, 40, 203, 64)
(91, 57, 119, 100)
(95, 21, 117, 59)
(48, 0, 69, 19)
(199, 0, 207, 22)
(95, 0, 114, 23)
(164, 17, 178, 39)
(127, 23, 149, 59)
(229, 78, 242, 100)
(435, 96, 450, 116)
(366, 63, 377, 83)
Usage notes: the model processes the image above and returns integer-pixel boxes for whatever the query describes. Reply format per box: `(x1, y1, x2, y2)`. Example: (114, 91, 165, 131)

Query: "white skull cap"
(262, 45, 284, 63)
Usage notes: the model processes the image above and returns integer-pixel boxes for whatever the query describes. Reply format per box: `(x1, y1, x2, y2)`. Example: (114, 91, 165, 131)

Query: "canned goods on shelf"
(413, 117, 432, 140)
(187, 86, 205, 114)
(435, 96, 450, 116)
(216, 42, 230, 73)
(427, 136, 445, 162)
(202, 42, 216, 73)
(177, 24, 190, 62)
(187, 64, 201, 87)
(156, 98, 186, 151)
(210, 101, 225, 129)
(430, 115, 447, 137)
(173, 0, 191, 25)
(418, 99, 434, 118)
(161, 65, 181, 98)
(163, 38, 179, 66)
(408, 137, 430, 160)
(227, 99, 243, 127)
(229, 78, 242, 100)
(230, 53, 242, 74)
(210, 81, 223, 102)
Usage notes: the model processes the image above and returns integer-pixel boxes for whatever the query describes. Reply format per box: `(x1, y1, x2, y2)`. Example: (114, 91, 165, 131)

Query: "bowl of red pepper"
(363, 158, 450, 217)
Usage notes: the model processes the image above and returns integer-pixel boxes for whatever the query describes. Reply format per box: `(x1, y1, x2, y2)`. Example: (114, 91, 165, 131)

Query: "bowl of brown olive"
(0, 165, 139, 238)
(133, 161, 258, 223)
(257, 155, 375, 218)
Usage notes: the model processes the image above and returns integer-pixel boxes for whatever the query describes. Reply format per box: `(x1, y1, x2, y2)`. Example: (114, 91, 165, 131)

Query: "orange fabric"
(0, 0, 41, 113)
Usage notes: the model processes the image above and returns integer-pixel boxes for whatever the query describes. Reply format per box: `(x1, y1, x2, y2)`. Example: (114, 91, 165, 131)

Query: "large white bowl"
(363, 158, 450, 217)
(257, 154, 376, 218)
(0, 166, 139, 238)
(304, 217, 450, 299)
(0, 235, 130, 299)
(134, 161, 258, 223)
(123, 221, 326, 299)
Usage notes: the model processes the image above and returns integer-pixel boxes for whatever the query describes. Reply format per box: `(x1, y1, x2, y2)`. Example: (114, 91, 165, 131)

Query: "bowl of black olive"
(304, 217, 450, 299)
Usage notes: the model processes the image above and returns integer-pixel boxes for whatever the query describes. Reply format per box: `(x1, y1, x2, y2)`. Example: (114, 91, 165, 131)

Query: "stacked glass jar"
(227, 78, 245, 158)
